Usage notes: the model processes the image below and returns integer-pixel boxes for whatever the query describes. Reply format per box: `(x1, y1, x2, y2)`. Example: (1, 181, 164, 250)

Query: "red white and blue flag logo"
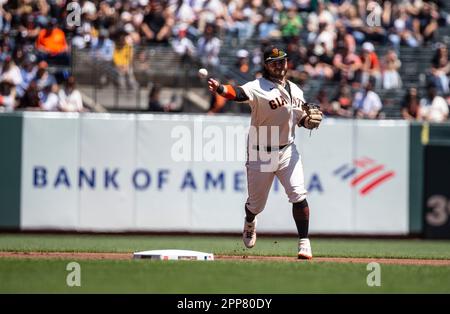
(333, 157, 395, 196)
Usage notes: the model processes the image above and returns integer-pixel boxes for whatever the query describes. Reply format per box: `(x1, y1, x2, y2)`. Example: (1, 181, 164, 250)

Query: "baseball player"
(207, 45, 323, 259)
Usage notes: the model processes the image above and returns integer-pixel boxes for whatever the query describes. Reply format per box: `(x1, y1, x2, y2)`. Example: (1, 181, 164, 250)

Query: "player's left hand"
(302, 104, 323, 129)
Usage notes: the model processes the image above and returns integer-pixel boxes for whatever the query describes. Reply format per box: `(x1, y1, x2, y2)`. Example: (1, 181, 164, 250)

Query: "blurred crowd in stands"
(0, 0, 449, 121)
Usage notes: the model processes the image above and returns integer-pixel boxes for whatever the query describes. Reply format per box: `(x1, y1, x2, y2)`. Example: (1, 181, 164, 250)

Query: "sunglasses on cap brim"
(264, 47, 288, 63)
(265, 57, 287, 64)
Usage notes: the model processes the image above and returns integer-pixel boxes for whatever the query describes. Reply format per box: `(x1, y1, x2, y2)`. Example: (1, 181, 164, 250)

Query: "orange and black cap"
(263, 45, 288, 63)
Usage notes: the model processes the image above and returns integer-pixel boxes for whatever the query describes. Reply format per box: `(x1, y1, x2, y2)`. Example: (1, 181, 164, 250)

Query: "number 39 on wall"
(426, 195, 450, 227)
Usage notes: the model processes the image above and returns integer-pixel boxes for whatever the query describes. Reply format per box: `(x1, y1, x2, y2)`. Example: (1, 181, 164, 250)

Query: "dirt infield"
(1, 251, 450, 266)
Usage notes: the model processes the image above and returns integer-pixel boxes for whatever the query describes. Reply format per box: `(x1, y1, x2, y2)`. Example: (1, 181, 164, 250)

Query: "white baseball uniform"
(239, 77, 309, 214)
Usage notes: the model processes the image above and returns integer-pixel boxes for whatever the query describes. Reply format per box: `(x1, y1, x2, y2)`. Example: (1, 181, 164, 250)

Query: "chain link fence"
(72, 45, 204, 111)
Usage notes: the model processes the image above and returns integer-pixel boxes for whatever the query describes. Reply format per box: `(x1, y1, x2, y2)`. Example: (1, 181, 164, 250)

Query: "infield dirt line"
(0, 252, 450, 266)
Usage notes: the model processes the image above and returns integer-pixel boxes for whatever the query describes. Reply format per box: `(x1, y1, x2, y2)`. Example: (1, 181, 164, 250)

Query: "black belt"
(255, 143, 290, 152)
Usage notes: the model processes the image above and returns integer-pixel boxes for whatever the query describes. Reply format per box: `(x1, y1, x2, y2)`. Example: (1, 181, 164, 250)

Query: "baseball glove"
(301, 103, 323, 130)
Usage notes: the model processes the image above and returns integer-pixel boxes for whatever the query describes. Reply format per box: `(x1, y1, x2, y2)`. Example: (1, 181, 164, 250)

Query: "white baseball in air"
(198, 68, 208, 79)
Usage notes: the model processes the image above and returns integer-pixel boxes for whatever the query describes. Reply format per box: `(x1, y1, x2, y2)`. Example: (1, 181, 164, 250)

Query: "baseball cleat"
(243, 218, 257, 248)
(298, 238, 312, 260)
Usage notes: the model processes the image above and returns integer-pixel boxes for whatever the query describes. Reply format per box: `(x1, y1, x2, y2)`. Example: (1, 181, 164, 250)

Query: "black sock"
(295, 220, 309, 239)
(292, 199, 310, 238)
(245, 204, 256, 223)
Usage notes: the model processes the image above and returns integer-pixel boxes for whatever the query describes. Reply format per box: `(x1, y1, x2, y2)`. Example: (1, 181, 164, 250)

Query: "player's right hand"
(208, 78, 220, 93)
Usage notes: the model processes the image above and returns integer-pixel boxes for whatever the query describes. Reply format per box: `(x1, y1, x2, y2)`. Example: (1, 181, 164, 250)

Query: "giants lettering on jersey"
(269, 96, 304, 110)
(269, 96, 288, 110)
(292, 97, 304, 108)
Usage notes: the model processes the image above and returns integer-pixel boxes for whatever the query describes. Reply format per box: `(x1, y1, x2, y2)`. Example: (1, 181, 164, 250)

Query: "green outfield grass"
(0, 234, 450, 259)
(0, 234, 450, 293)
(0, 258, 450, 293)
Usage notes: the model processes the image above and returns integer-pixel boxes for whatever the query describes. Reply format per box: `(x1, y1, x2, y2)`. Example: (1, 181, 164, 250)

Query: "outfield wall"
(0, 112, 423, 235)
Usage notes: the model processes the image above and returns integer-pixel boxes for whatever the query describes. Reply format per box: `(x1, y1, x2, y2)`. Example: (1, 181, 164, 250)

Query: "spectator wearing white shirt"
(171, 26, 196, 61)
(197, 22, 221, 68)
(58, 76, 84, 112)
(90, 29, 114, 62)
(34, 61, 56, 92)
(382, 49, 402, 90)
(196, 0, 227, 35)
(0, 56, 23, 98)
(40, 83, 59, 111)
(353, 78, 383, 119)
(420, 81, 449, 122)
(170, 0, 196, 29)
(307, 2, 335, 36)
(307, 21, 335, 58)
(17, 56, 37, 98)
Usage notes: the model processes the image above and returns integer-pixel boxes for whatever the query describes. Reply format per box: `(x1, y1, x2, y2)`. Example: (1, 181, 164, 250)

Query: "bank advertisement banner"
(20, 113, 410, 234)
(78, 115, 137, 230)
(21, 113, 81, 229)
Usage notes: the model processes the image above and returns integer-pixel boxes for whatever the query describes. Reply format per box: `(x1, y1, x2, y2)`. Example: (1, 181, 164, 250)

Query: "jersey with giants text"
(240, 77, 307, 147)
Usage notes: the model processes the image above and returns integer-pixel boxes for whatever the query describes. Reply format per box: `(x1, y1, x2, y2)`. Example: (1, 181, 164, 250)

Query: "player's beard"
(277, 68, 287, 78)
(268, 68, 286, 83)
(266, 61, 287, 82)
